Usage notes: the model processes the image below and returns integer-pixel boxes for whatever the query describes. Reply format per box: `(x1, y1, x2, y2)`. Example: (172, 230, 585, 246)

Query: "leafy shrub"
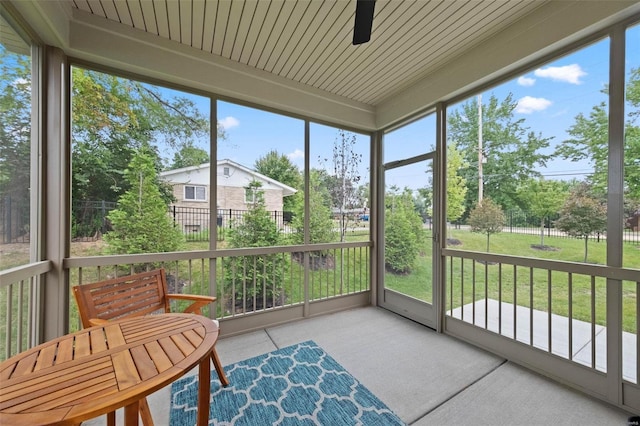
(104, 148, 183, 256)
(555, 183, 606, 263)
(468, 198, 505, 252)
(385, 189, 424, 274)
(223, 182, 286, 311)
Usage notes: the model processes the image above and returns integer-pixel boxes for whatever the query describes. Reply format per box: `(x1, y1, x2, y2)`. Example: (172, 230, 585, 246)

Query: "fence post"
(6, 196, 12, 243)
(510, 210, 513, 233)
(100, 200, 106, 233)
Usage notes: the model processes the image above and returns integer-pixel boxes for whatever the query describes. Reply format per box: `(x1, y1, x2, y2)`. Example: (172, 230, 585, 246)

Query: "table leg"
(124, 401, 140, 426)
(197, 350, 212, 426)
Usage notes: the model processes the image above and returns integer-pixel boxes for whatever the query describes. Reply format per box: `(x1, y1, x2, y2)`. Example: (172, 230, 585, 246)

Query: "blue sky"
(165, 24, 639, 192)
(215, 103, 370, 173)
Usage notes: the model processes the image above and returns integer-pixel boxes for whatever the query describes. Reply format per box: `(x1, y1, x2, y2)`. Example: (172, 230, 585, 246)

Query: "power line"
(539, 171, 594, 177)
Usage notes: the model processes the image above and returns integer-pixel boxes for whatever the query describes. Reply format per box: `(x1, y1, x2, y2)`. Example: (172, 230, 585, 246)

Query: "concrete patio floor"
(84, 306, 636, 425)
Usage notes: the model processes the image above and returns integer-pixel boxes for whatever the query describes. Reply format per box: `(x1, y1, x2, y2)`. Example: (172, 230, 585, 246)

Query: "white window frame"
(184, 185, 207, 202)
(244, 187, 263, 204)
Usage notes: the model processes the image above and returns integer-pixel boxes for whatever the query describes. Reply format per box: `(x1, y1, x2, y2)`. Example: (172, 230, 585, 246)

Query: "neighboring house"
(160, 159, 297, 233)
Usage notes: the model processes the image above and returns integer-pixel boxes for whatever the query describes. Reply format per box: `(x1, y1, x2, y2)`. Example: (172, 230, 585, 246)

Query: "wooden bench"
(73, 268, 229, 426)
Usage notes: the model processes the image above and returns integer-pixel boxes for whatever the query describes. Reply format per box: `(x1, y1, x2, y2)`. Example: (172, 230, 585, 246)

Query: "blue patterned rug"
(170, 340, 405, 425)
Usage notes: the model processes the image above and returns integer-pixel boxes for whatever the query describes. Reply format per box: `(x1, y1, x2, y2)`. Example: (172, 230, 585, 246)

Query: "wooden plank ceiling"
(1, 13, 30, 55)
(70, 0, 548, 106)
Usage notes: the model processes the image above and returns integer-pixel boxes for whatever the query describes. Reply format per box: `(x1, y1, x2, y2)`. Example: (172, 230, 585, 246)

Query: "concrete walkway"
(449, 299, 637, 382)
(84, 307, 637, 425)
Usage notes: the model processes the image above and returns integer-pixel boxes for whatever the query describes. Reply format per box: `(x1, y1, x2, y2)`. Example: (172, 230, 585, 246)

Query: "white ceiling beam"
(66, 10, 376, 130)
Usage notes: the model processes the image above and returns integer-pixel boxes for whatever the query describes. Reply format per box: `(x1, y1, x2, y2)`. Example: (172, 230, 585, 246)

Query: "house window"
(184, 224, 201, 233)
(223, 167, 230, 176)
(185, 185, 206, 201)
(245, 187, 263, 204)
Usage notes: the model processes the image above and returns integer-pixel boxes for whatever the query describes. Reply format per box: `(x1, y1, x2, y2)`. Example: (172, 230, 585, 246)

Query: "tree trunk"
(486, 233, 490, 252)
(540, 218, 545, 246)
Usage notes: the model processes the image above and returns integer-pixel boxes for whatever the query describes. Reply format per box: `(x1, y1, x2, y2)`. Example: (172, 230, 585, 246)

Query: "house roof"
(160, 159, 298, 197)
(9, 1, 640, 130)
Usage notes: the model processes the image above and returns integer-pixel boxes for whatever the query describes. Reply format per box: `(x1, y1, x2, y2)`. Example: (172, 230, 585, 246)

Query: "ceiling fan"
(353, 0, 376, 45)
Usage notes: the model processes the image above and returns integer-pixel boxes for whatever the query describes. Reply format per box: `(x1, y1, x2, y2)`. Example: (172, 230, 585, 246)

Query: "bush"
(385, 189, 423, 274)
(555, 184, 606, 263)
(104, 149, 183, 256)
(223, 183, 286, 311)
(288, 170, 336, 269)
(468, 198, 505, 252)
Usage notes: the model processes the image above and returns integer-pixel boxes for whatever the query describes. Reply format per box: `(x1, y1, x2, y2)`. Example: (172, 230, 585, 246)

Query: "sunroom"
(1, 0, 639, 422)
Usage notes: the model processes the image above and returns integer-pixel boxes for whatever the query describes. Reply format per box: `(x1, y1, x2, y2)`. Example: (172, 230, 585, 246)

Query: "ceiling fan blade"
(353, 0, 376, 45)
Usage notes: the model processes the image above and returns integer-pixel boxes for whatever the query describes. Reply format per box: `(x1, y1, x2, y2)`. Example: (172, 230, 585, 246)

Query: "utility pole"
(478, 94, 484, 204)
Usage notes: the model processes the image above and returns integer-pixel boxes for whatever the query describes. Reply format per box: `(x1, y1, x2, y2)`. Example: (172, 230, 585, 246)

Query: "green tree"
(517, 178, 568, 246)
(468, 198, 506, 252)
(0, 47, 31, 242)
(72, 68, 217, 206)
(290, 170, 335, 245)
(103, 148, 183, 254)
(414, 187, 432, 223)
(170, 143, 210, 169)
(448, 94, 551, 214)
(357, 182, 371, 210)
(289, 170, 336, 268)
(555, 183, 606, 263)
(385, 187, 424, 274)
(253, 150, 302, 212)
(555, 68, 640, 202)
(446, 143, 468, 223)
(223, 181, 285, 311)
(320, 130, 363, 242)
(555, 103, 609, 194)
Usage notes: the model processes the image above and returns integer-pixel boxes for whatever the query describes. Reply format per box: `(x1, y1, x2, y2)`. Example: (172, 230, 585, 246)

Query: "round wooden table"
(0, 313, 218, 426)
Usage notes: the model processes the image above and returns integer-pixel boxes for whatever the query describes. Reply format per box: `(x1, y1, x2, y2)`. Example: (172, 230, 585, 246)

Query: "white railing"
(0, 261, 51, 360)
(444, 249, 639, 385)
(64, 243, 371, 333)
(0, 244, 370, 361)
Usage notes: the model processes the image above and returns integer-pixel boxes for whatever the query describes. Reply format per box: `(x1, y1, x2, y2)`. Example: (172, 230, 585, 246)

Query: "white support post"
(606, 24, 625, 406)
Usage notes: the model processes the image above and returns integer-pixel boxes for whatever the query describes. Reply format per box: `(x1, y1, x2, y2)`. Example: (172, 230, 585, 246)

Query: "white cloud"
(287, 149, 304, 160)
(517, 76, 536, 86)
(219, 116, 240, 130)
(515, 96, 552, 114)
(534, 64, 586, 84)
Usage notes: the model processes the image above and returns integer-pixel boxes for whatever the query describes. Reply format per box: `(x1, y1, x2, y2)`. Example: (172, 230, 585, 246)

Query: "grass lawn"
(384, 229, 639, 332)
(2, 227, 637, 359)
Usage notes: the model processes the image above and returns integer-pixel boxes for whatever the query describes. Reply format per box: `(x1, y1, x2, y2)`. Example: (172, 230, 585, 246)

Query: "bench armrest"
(166, 294, 217, 315)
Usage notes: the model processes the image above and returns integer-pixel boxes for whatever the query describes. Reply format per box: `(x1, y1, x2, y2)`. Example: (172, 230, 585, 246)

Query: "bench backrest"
(73, 269, 171, 327)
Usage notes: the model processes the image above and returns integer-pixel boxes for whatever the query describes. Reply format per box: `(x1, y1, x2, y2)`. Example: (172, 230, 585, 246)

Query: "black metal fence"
(5, 200, 638, 245)
(173, 206, 294, 242)
(0, 196, 30, 243)
(496, 210, 639, 245)
(72, 200, 116, 240)
(68, 202, 294, 242)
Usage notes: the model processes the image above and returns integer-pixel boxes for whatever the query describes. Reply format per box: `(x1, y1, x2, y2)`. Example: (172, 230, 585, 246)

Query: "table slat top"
(0, 313, 217, 426)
